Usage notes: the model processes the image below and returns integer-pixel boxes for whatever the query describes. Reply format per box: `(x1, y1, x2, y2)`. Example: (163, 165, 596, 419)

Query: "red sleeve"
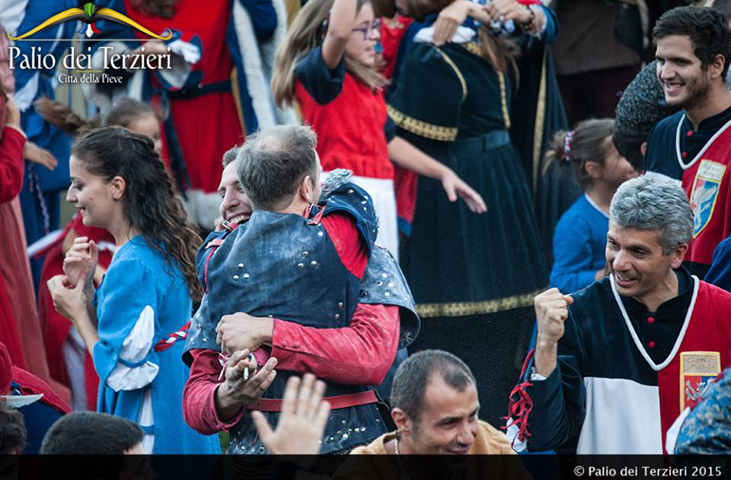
(0, 127, 26, 203)
(321, 213, 369, 279)
(182, 349, 246, 435)
(270, 304, 400, 385)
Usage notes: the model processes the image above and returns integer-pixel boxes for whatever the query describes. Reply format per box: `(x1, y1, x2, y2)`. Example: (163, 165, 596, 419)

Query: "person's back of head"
(236, 125, 319, 212)
(40, 411, 143, 455)
(0, 400, 26, 454)
(609, 173, 693, 255)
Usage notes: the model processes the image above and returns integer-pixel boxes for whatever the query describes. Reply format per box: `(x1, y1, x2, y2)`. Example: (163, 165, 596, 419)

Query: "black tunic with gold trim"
(388, 40, 549, 426)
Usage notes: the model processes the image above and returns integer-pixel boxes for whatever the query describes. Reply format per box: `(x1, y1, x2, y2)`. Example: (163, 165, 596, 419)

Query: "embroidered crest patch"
(689, 160, 726, 238)
(680, 351, 721, 411)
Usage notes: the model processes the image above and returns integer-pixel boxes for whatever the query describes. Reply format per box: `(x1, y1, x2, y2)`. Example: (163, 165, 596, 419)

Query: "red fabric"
(183, 303, 400, 434)
(656, 281, 731, 453)
(0, 272, 24, 370)
(296, 75, 394, 179)
(0, 126, 25, 203)
(11, 366, 72, 415)
(39, 216, 113, 410)
(380, 16, 413, 80)
(272, 304, 399, 385)
(124, 0, 244, 193)
(321, 213, 369, 279)
(681, 126, 731, 267)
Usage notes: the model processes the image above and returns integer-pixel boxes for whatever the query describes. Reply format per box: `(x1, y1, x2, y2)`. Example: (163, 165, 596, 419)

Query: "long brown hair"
(71, 127, 203, 302)
(272, 0, 387, 108)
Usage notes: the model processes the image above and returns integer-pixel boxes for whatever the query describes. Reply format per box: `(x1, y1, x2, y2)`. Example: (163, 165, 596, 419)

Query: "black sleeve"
(525, 309, 587, 451)
(294, 46, 346, 105)
(384, 116, 397, 143)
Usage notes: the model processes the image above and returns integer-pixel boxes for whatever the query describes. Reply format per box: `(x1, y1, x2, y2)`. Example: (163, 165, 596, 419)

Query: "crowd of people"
(2, 0, 731, 470)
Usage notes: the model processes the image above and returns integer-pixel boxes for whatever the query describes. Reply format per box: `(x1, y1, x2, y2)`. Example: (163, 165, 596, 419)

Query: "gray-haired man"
(506, 174, 731, 454)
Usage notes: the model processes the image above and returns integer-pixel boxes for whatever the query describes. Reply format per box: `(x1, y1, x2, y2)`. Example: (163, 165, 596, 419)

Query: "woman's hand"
(433, 0, 491, 45)
(63, 236, 98, 288)
(440, 169, 488, 213)
(483, 0, 532, 24)
(47, 273, 89, 323)
(24, 141, 58, 171)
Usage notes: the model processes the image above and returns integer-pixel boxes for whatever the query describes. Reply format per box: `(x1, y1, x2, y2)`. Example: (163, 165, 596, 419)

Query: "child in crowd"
(46, 128, 220, 454)
(271, 0, 486, 258)
(548, 119, 637, 293)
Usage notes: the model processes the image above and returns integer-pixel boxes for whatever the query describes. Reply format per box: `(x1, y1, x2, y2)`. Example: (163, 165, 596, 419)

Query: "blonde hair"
(272, 0, 387, 108)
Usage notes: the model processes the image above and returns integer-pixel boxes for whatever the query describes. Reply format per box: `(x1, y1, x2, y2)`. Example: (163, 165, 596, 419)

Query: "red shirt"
(183, 213, 400, 434)
(0, 126, 25, 203)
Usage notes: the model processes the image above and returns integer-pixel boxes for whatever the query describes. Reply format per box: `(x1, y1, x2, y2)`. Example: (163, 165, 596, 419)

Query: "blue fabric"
(705, 235, 731, 292)
(93, 237, 220, 454)
(550, 194, 608, 294)
(12, 384, 64, 455)
(675, 368, 731, 454)
(294, 45, 346, 105)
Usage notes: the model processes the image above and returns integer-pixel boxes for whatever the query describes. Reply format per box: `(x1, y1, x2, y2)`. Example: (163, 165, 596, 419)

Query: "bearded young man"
(506, 175, 731, 454)
(643, 7, 731, 278)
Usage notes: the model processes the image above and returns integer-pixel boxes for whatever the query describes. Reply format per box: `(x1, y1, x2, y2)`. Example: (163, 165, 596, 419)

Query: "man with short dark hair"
(508, 175, 731, 454)
(182, 126, 419, 455)
(40, 412, 144, 455)
(351, 350, 514, 455)
(0, 401, 26, 454)
(644, 6, 731, 277)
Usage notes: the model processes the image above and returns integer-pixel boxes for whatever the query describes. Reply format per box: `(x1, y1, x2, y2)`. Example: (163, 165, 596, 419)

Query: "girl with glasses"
(272, 0, 486, 260)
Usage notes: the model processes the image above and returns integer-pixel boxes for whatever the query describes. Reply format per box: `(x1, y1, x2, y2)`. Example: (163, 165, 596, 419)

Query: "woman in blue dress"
(47, 127, 219, 454)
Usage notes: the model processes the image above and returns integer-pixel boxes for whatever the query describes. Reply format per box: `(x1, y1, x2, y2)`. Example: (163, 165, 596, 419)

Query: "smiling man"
(506, 175, 731, 454)
(643, 7, 731, 278)
(350, 350, 515, 456)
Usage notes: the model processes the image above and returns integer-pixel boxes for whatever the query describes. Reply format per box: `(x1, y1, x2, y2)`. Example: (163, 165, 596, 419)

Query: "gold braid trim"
(416, 289, 544, 318)
(432, 46, 467, 103)
(498, 72, 511, 130)
(531, 51, 548, 194)
(387, 105, 458, 141)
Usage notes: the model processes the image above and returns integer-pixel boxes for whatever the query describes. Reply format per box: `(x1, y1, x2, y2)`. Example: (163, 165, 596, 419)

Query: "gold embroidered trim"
(415, 289, 544, 318)
(432, 46, 468, 103)
(387, 104, 458, 141)
(498, 72, 511, 130)
(461, 41, 482, 57)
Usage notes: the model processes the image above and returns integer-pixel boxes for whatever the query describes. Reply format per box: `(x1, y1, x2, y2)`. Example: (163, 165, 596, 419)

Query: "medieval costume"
(386, 6, 555, 426)
(85, 0, 296, 228)
(2, 0, 76, 287)
(706, 235, 731, 292)
(508, 269, 731, 454)
(93, 236, 220, 453)
(645, 107, 731, 278)
(183, 182, 419, 454)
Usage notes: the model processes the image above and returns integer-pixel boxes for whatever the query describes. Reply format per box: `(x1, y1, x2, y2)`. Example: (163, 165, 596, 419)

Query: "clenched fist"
(534, 288, 573, 377)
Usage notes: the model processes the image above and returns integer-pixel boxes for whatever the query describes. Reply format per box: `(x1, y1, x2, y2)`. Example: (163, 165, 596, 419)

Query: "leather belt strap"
(244, 390, 378, 412)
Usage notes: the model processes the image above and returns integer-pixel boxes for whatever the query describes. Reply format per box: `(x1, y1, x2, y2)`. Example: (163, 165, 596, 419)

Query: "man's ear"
(709, 53, 726, 80)
(299, 174, 316, 204)
(391, 408, 410, 435)
(110, 176, 126, 201)
(671, 243, 689, 269)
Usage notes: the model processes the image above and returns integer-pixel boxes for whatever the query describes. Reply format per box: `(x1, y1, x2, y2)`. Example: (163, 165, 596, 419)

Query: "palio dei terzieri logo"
(7, 2, 172, 40)
(7, 2, 174, 77)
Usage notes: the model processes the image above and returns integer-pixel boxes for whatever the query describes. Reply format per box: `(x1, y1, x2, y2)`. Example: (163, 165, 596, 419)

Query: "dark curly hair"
(653, 6, 731, 78)
(0, 400, 26, 454)
(71, 127, 202, 302)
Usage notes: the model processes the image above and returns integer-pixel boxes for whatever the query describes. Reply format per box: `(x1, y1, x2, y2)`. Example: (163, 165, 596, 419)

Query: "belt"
(166, 78, 232, 100)
(244, 389, 378, 412)
(454, 130, 511, 152)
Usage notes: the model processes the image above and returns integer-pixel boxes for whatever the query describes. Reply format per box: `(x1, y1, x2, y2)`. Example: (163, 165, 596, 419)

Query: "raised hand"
(534, 288, 573, 376)
(24, 141, 58, 171)
(251, 374, 331, 455)
(63, 236, 98, 288)
(483, 0, 532, 25)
